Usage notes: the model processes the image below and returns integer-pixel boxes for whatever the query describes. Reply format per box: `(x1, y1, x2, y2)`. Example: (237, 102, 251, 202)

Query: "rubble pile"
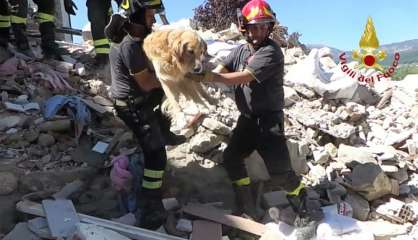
(1, 20, 418, 240)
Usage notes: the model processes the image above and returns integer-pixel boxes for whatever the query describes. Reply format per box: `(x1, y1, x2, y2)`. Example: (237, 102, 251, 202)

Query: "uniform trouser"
(0, 0, 10, 47)
(33, 0, 56, 51)
(87, 0, 111, 56)
(0, 0, 27, 47)
(114, 95, 167, 198)
(0, 0, 55, 50)
(223, 111, 301, 192)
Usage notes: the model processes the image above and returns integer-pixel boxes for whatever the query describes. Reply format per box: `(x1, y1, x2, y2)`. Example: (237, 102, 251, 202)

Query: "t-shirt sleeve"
(120, 41, 148, 75)
(245, 46, 283, 83)
(221, 45, 240, 72)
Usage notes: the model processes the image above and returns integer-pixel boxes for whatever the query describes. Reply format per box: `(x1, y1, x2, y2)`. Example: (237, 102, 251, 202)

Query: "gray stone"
(245, 151, 270, 182)
(345, 192, 370, 221)
(387, 167, 409, 184)
(190, 132, 223, 153)
(324, 143, 338, 158)
(0, 115, 22, 131)
(3, 223, 41, 240)
(284, 86, 301, 107)
(39, 119, 71, 132)
(313, 148, 330, 165)
(202, 118, 231, 136)
(38, 133, 55, 147)
(338, 144, 376, 167)
(262, 191, 288, 208)
(351, 163, 398, 201)
(0, 172, 18, 195)
(286, 139, 309, 175)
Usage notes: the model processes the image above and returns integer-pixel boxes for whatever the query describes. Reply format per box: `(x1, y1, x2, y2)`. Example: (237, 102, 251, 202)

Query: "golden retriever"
(143, 29, 215, 114)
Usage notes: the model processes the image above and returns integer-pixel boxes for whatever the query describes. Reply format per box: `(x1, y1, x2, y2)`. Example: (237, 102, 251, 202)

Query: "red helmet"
(242, 0, 276, 25)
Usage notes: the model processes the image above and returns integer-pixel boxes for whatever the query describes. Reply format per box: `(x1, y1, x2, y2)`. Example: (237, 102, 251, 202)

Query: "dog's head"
(171, 30, 207, 74)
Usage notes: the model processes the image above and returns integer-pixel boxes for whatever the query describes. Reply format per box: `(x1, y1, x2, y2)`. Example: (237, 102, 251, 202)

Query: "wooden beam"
(16, 200, 185, 240)
(183, 204, 266, 236)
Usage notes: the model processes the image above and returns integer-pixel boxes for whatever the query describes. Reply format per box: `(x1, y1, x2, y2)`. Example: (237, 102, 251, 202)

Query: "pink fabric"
(110, 155, 133, 192)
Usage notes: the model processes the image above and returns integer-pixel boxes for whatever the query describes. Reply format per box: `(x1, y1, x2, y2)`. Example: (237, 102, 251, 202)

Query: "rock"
(292, 84, 316, 99)
(326, 182, 347, 203)
(345, 191, 370, 221)
(313, 148, 330, 165)
(201, 118, 231, 135)
(376, 198, 415, 224)
(38, 119, 72, 132)
(0, 172, 18, 195)
(360, 220, 409, 239)
(387, 167, 409, 184)
(262, 191, 288, 208)
(324, 143, 338, 158)
(189, 132, 223, 153)
(245, 151, 270, 182)
(286, 139, 309, 175)
(337, 144, 376, 167)
(0, 115, 22, 131)
(176, 218, 193, 233)
(283, 86, 300, 107)
(3, 223, 41, 240)
(37, 133, 55, 147)
(351, 163, 398, 201)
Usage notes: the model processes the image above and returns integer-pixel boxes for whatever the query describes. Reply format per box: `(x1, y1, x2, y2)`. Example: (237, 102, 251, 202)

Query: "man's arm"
(209, 64, 255, 85)
(132, 69, 161, 92)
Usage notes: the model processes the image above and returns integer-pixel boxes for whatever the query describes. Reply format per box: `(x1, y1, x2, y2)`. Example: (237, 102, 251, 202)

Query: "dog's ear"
(173, 39, 189, 63)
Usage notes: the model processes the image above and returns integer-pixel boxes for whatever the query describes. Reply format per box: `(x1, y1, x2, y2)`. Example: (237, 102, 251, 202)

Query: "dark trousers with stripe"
(223, 112, 301, 192)
(87, 0, 111, 56)
(113, 92, 167, 198)
(0, 0, 55, 50)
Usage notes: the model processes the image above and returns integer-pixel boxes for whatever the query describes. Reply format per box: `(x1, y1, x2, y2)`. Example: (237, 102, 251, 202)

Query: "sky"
(71, 0, 418, 51)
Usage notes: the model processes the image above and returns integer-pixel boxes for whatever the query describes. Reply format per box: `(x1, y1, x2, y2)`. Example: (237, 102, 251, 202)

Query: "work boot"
(286, 188, 324, 227)
(11, 23, 29, 50)
(136, 193, 167, 230)
(39, 22, 65, 60)
(233, 184, 259, 220)
(94, 54, 109, 68)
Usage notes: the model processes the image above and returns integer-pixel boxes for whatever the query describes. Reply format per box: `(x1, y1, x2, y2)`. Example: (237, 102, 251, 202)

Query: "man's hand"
(64, 0, 77, 15)
(185, 71, 214, 82)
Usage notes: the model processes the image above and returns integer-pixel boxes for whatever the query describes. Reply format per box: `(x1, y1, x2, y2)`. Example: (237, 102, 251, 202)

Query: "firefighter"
(86, 0, 117, 67)
(105, 0, 184, 229)
(0, 0, 76, 59)
(190, 0, 324, 226)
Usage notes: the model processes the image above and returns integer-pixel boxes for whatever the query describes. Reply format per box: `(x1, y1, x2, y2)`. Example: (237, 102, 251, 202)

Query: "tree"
(193, 0, 249, 31)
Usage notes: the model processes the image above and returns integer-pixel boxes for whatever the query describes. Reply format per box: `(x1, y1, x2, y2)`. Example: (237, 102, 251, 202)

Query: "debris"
(191, 220, 222, 240)
(2, 222, 41, 240)
(92, 141, 109, 154)
(71, 222, 131, 240)
(17, 200, 185, 240)
(337, 144, 376, 167)
(0, 115, 22, 131)
(37, 133, 55, 147)
(201, 117, 231, 135)
(262, 191, 289, 209)
(42, 199, 80, 238)
(53, 180, 84, 199)
(176, 218, 193, 233)
(189, 132, 223, 153)
(376, 198, 415, 224)
(0, 172, 18, 195)
(344, 192, 370, 221)
(351, 163, 399, 201)
(183, 203, 266, 236)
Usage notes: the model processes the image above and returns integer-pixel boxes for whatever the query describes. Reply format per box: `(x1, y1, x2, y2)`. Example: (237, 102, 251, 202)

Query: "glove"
(185, 71, 214, 82)
(63, 0, 77, 15)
